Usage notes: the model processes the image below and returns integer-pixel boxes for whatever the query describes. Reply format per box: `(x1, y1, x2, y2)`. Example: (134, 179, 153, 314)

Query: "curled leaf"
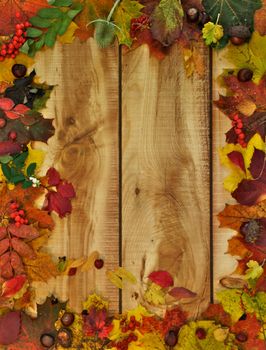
(148, 270, 174, 288)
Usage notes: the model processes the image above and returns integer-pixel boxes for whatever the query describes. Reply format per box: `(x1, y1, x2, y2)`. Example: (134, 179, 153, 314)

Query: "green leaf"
(94, 21, 116, 48)
(0, 155, 13, 164)
(29, 16, 52, 28)
(114, 0, 143, 47)
(12, 174, 26, 184)
(19, 39, 35, 54)
(32, 82, 54, 111)
(150, 0, 184, 46)
(49, 0, 72, 6)
(22, 180, 33, 189)
(57, 15, 72, 35)
(26, 27, 43, 38)
(26, 163, 37, 177)
(38, 8, 63, 19)
(1, 164, 11, 180)
(67, 3, 83, 19)
(35, 36, 45, 51)
(45, 26, 58, 47)
(202, 0, 262, 32)
(13, 151, 28, 168)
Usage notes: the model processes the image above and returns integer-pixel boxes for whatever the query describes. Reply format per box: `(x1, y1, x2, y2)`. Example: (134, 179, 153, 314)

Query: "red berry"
(128, 322, 135, 330)
(130, 316, 136, 322)
(11, 54, 16, 59)
(233, 114, 239, 121)
(239, 133, 245, 139)
(8, 43, 14, 49)
(24, 219, 28, 224)
(15, 216, 21, 222)
(18, 210, 24, 216)
(13, 36, 18, 42)
(165, 330, 178, 346)
(1, 50, 6, 56)
(122, 327, 127, 333)
(195, 328, 206, 339)
(16, 29, 23, 37)
(25, 21, 31, 28)
(15, 12, 21, 18)
(132, 334, 137, 341)
(20, 218, 24, 224)
(237, 122, 243, 128)
(9, 131, 17, 140)
(94, 258, 104, 269)
(15, 222, 21, 227)
(10, 213, 16, 219)
(0, 118, 6, 128)
(15, 24, 21, 30)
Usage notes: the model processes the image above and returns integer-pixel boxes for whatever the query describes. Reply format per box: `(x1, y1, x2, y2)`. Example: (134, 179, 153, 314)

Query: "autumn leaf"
(23, 252, 58, 283)
(1, 275, 27, 298)
(244, 260, 264, 280)
(144, 282, 166, 305)
(202, 304, 232, 327)
(113, 0, 143, 46)
(255, 0, 266, 35)
(216, 289, 244, 322)
(106, 267, 137, 289)
(151, 0, 184, 46)
(227, 236, 252, 259)
(0, 54, 34, 84)
(0, 311, 21, 346)
(148, 270, 174, 288)
(202, 22, 224, 46)
(58, 21, 79, 44)
(168, 286, 197, 299)
(226, 32, 266, 83)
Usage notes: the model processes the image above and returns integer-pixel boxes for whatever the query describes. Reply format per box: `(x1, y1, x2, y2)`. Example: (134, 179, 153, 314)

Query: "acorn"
(236, 331, 248, 342)
(94, 258, 104, 269)
(186, 7, 200, 23)
(11, 64, 27, 78)
(164, 330, 178, 347)
(228, 25, 251, 45)
(40, 333, 55, 348)
(230, 36, 246, 46)
(61, 312, 75, 327)
(57, 328, 72, 348)
(237, 68, 253, 82)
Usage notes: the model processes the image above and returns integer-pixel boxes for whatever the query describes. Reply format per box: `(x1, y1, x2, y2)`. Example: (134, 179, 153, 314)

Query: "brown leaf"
(236, 99, 257, 117)
(11, 238, 36, 259)
(168, 287, 197, 299)
(8, 224, 39, 240)
(218, 200, 266, 232)
(227, 236, 252, 258)
(23, 252, 58, 282)
(220, 276, 247, 289)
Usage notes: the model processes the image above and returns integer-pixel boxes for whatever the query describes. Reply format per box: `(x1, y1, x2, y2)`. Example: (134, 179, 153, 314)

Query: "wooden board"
(121, 43, 211, 316)
(33, 39, 119, 312)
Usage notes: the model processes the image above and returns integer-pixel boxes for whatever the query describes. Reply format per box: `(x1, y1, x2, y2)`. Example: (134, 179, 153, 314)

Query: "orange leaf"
(1, 275, 27, 298)
(227, 236, 252, 258)
(23, 252, 58, 282)
(255, 0, 266, 35)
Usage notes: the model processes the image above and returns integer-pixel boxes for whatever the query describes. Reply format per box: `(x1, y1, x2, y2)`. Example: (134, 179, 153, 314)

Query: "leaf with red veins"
(227, 151, 246, 173)
(8, 224, 39, 240)
(168, 287, 197, 299)
(148, 270, 174, 288)
(10, 252, 25, 276)
(46, 167, 61, 186)
(0, 238, 10, 256)
(1, 275, 27, 298)
(11, 238, 36, 259)
(232, 148, 266, 205)
(83, 308, 113, 340)
(0, 141, 21, 156)
(0, 227, 7, 240)
(0, 311, 21, 345)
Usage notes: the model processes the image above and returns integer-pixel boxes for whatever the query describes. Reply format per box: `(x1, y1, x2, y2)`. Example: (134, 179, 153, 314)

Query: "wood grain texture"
(33, 39, 119, 312)
(212, 50, 239, 296)
(121, 43, 210, 316)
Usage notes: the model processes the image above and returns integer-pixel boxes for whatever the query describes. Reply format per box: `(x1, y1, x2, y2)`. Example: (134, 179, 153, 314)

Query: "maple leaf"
(83, 308, 113, 339)
(244, 260, 264, 280)
(202, 22, 224, 46)
(0, 311, 21, 346)
(151, 0, 184, 46)
(113, 0, 143, 46)
(23, 252, 58, 282)
(144, 282, 166, 305)
(10, 297, 66, 350)
(226, 32, 266, 83)
(216, 289, 244, 322)
(0, 0, 50, 35)
(148, 270, 174, 288)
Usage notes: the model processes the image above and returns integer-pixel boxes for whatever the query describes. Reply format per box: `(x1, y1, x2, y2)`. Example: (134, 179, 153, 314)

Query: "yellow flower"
(0, 53, 34, 83)
(83, 293, 109, 311)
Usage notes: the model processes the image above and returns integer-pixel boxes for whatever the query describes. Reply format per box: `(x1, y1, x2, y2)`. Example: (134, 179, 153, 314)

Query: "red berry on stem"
(1, 50, 6, 56)
(94, 258, 104, 269)
(9, 131, 17, 140)
(235, 128, 242, 135)
(0, 118, 6, 128)
(15, 222, 21, 227)
(239, 133, 245, 140)
(15, 12, 21, 19)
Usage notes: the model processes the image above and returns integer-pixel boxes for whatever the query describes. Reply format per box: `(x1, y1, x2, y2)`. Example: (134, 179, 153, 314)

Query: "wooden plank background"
(30, 37, 225, 316)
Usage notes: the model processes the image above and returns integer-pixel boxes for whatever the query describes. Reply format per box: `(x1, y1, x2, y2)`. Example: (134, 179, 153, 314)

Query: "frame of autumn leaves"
(0, 0, 265, 349)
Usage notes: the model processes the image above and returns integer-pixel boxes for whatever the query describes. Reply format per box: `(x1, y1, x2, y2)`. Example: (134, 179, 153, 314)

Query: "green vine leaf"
(202, 0, 262, 33)
(94, 21, 116, 48)
(151, 0, 184, 47)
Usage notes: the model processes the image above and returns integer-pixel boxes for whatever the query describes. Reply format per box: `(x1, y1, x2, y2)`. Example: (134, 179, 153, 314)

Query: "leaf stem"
(107, 0, 121, 22)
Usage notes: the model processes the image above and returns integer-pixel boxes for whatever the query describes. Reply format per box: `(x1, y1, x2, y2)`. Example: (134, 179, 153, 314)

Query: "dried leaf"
(23, 252, 58, 282)
(148, 270, 174, 288)
(168, 287, 197, 299)
(8, 224, 39, 240)
(220, 276, 247, 289)
(106, 267, 136, 289)
(255, 0, 266, 35)
(11, 238, 36, 259)
(80, 251, 99, 272)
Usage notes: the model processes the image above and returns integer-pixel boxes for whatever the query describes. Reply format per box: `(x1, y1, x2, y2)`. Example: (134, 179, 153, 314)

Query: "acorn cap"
(228, 25, 251, 39)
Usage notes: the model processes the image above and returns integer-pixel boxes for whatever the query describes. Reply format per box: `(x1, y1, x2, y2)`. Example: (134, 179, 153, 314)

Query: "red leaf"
(13, 105, 30, 114)
(57, 182, 76, 199)
(0, 141, 21, 156)
(0, 227, 7, 240)
(10, 252, 24, 275)
(11, 238, 36, 259)
(4, 111, 20, 120)
(227, 151, 246, 173)
(45, 191, 72, 218)
(1, 261, 13, 279)
(0, 98, 14, 111)
(202, 304, 232, 327)
(8, 224, 39, 240)
(1, 275, 27, 298)
(249, 148, 265, 179)
(47, 167, 61, 186)
(168, 287, 197, 299)
(0, 238, 10, 255)
(148, 270, 174, 288)
(0, 252, 10, 268)
(0, 311, 21, 345)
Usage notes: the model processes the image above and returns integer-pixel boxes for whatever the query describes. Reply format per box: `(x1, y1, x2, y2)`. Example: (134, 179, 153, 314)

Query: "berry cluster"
(9, 202, 28, 227)
(0, 13, 31, 61)
(121, 315, 141, 333)
(114, 332, 138, 350)
(111, 316, 139, 350)
(231, 113, 247, 148)
(130, 15, 149, 38)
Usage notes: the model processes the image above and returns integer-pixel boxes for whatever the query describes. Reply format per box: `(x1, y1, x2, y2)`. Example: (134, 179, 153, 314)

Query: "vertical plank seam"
(209, 47, 214, 304)
(118, 44, 123, 313)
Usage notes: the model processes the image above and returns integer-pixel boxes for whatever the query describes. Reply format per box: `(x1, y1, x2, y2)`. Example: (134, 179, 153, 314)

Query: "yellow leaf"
(226, 31, 266, 84)
(58, 22, 79, 44)
(23, 252, 58, 282)
(106, 267, 137, 289)
(80, 250, 99, 272)
(236, 99, 256, 117)
(83, 293, 109, 310)
(144, 283, 166, 305)
(25, 143, 45, 175)
(0, 53, 34, 83)
(219, 133, 265, 192)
